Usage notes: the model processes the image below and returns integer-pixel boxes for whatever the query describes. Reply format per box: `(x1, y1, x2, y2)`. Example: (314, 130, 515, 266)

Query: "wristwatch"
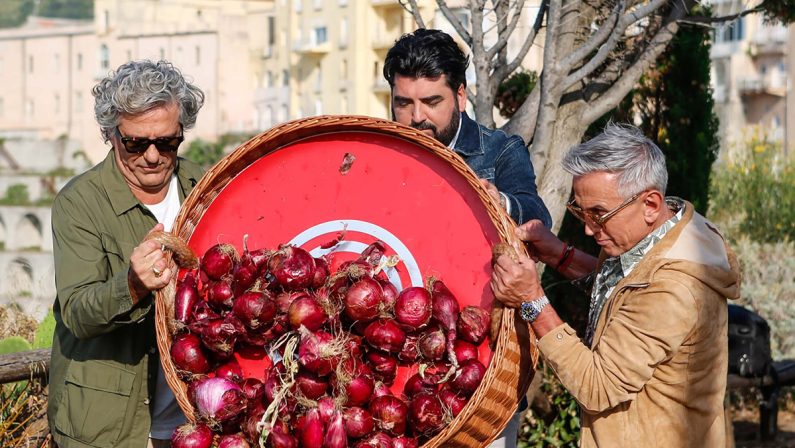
(520, 295, 549, 323)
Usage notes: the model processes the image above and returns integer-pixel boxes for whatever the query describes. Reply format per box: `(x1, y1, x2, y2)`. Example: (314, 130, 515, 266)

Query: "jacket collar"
(99, 149, 199, 216)
(452, 112, 485, 157)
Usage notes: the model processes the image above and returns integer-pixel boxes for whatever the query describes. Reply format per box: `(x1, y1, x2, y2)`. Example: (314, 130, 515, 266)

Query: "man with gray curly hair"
(491, 123, 740, 446)
(48, 60, 205, 448)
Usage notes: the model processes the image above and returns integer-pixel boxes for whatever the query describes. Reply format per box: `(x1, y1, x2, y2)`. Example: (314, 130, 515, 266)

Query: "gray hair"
(562, 123, 668, 197)
(93, 60, 205, 142)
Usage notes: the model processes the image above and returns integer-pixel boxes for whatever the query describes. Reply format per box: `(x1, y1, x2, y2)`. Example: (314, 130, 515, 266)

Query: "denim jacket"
(453, 112, 552, 227)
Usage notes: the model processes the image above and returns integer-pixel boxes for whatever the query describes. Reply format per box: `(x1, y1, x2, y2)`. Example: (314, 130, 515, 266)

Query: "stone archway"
(7, 257, 34, 298)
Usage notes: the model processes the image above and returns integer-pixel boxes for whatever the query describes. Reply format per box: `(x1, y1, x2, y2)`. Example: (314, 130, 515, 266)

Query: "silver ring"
(152, 267, 162, 278)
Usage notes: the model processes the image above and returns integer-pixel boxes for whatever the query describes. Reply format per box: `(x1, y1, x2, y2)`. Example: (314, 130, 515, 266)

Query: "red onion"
(233, 290, 276, 330)
(241, 377, 265, 403)
(453, 340, 479, 364)
(207, 278, 235, 309)
(170, 333, 210, 376)
(201, 243, 238, 280)
(408, 392, 445, 436)
(215, 359, 243, 383)
(312, 256, 330, 288)
(242, 401, 266, 443)
(366, 351, 398, 384)
(358, 241, 386, 267)
(324, 411, 349, 448)
(217, 433, 250, 448)
(364, 319, 406, 353)
(457, 306, 491, 345)
(344, 406, 375, 439)
(418, 328, 446, 361)
(295, 370, 328, 400)
(200, 315, 242, 358)
(269, 245, 316, 290)
(378, 278, 399, 314)
(301, 408, 325, 448)
(174, 271, 199, 326)
(233, 236, 260, 295)
(397, 334, 420, 364)
(317, 396, 336, 424)
(403, 373, 437, 398)
(439, 388, 467, 417)
(191, 302, 219, 326)
(369, 395, 408, 436)
(372, 381, 393, 398)
(394, 287, 432, 330)
(429, 279, 461, 369)
(392, 436, 419, 448)
(267, 419, 298, 448)
(451, 359, 486, 396)
(171, 422, 213, 448)
(298, 329, 339, 376)
(193, 377, 247, 425)
(288, 296, 328, 331)
(335, 361, 375, 407)
(276, 291, 309, 314)
(353, 432, 393, 448)
(344, 277, 384, 323)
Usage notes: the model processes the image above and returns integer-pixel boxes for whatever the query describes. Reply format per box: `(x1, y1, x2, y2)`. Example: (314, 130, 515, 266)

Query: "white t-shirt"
(143, 175, 186, 439)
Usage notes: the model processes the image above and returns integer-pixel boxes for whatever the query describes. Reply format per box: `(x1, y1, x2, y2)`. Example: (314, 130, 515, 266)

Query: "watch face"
(520, 302, 534, 322)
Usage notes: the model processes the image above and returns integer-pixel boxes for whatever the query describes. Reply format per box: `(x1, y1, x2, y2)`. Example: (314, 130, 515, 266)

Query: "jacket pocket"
(474, 167, 495, 182)
(53, 361, 135, 447)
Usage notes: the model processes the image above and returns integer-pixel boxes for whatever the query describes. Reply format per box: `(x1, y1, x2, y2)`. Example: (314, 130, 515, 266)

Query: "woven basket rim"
(155, 114, 538, 447)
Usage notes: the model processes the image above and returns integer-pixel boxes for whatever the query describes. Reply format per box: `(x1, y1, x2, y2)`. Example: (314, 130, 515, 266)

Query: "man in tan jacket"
(491, 123, 740, 447)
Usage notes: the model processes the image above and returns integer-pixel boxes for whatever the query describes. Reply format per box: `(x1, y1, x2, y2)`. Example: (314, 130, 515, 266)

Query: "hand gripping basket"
(156, 115, 538, 447)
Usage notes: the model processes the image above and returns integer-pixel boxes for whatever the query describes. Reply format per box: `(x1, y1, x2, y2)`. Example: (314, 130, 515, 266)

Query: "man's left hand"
(479, 179, 506, 210)
(491, 252, 545, 308)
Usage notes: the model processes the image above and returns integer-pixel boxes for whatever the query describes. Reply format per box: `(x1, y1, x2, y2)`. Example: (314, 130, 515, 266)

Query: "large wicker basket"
(156, 115, 538, 447)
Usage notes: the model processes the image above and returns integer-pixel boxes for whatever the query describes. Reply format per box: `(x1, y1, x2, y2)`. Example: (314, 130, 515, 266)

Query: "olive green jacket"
(48, 150, 202, 448)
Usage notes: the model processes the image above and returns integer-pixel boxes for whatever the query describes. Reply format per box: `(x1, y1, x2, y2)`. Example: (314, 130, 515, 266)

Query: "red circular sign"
(187, 131, 501, 391)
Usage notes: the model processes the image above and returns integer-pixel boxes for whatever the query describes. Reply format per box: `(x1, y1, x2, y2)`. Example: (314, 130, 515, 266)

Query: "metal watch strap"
(520, 295, 550, 323)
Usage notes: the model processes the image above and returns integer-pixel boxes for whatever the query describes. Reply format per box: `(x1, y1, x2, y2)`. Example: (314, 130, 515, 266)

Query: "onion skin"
(366, 351, 398, 385)
(451, 359, 487, 397)
(397, 334, 420, 364)
(417, 328, 446, 361)
(217, 433, 250, 448)
(200, 315, 242, 358)
(324, 412, 349, 448)
(378, 278, 399, 314)
(408, 392, 446, 436)
(364, 319, 406, 353)
(403, 373, 437, 398)
(457, 306, 491, 345)
(240, 378, 265, 404)
(392, 436, 419, 448)
(344, 406, 375, 439)
(439, 388, 468, 417)
(298, 330, 338, 376)
(301, 408, 325, 448)
(268, 419, 298, 448)
(452, 340, 479, 364)
(336, 362, 375, 407)
(312, 256, 330, 288)
(206, 278, 235, 310)
(215, 359, 244, 383)
(193, 377, 247, 425)
(269, 245, 316, 290)
(429, 279, 461, 370)
(369, 395, 408, 437)
(171, 422, 214, 448)
(317, 396, 336, 424)
(295, 370, 328, 400)
(344, 277, 384, 323)
(242, 401, 266, 443)
(170, 333, 210, 376)
(288, 296, 328, 332)
(174, 272, 199, 326)
(353, 432, 393, 448)
(394, 287, 432, 330)
(233, 290, 276, 330)
(201, 244, 238, 281)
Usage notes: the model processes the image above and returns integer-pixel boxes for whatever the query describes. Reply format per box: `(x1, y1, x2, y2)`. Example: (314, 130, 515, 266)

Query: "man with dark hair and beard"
(383, 28, 550, 228)
(383, 29, 551, 447)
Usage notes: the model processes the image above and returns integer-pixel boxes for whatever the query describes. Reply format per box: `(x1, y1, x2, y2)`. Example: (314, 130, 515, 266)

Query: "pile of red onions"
(170, 238, 491, 448)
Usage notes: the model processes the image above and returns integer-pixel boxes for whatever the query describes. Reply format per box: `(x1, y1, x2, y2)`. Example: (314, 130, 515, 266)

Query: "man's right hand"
(128, 223, 172, 303)
(516, 219, 565, 265)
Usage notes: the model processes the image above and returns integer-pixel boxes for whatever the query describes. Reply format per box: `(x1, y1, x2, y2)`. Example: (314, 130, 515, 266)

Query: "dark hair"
(383, 29, 469, 92)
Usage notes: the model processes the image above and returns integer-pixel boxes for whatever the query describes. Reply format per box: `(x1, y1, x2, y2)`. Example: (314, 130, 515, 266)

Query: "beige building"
(710, 3, 794, 155)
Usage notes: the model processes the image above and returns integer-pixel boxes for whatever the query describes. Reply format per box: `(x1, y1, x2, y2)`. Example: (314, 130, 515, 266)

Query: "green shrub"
(33, 311, 55, 349)
(519, 368, 580, 448)
(709, 132, 795, 243)
(0, 336, 32, 355)
(0, 184, 30, 206)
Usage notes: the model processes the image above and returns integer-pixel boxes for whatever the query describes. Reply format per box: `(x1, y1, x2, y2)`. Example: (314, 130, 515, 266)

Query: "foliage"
(519, 368, 580, 448)
(0, 184, 31, 206)
(0, 306, 38, 343)
(183, 133, 254, 171)
(759, 0, 795, 24)
(0, 336, 32, 355)
(0, 0, 34, 29)
(495, 70, 538, 119)
(37, 0, 94, 20)
(0, 380, 48, 448)
(33, 311, 55, 349)
(709, 133, 795, 243)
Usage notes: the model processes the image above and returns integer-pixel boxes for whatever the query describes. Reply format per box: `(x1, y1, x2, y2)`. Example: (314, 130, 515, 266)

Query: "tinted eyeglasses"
(115, 124, 184, 154)
(566, 192, 642, 228)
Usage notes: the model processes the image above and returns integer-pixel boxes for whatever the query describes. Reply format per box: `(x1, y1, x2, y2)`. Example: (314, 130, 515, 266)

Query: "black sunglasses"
(115, 124, 184, 154)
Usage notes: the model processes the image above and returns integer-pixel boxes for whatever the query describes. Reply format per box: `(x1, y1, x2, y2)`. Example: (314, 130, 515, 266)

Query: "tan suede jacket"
(538, 203, 740, 447)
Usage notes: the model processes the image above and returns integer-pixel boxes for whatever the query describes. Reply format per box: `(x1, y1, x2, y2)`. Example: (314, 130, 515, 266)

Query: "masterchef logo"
(289, 219, 423, 291)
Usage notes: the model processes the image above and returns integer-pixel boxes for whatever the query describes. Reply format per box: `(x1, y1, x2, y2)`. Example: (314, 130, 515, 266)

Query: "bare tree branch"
(560, 1, 624, 70)
(493, 0, 547, 83)
(399, 0, 426, 29)
(486, 0, 526, 60)
(437, 0, 473, 46)
(685, 5, 765, 24)
(583, 3, 688, 123)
